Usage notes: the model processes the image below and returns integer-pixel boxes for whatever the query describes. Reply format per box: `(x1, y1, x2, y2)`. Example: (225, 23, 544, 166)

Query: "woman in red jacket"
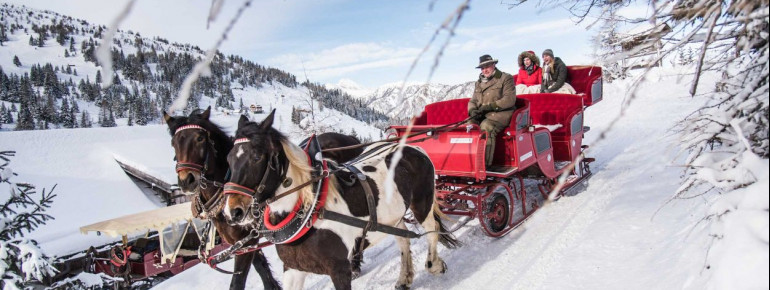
(515, 50, 542, 95)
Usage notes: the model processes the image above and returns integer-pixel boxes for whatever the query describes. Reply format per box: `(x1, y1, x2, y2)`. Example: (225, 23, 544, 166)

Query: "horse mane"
(279, 139, 320, 209)
(236, 121, 335, 209)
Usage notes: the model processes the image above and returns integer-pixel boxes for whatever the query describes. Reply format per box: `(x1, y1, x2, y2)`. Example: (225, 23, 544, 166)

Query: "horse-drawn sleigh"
(76, 65, 602, 289)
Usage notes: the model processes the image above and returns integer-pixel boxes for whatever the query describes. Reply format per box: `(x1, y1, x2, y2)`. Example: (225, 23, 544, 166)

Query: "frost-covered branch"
(1, 151, 58, 289)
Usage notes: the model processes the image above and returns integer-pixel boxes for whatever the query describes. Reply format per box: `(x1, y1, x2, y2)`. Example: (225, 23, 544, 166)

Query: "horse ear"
(238, 115, 250, 129)
(201, 106, 211, 120)
(259, 109, 276, 130)
(163, 111, 173, 123)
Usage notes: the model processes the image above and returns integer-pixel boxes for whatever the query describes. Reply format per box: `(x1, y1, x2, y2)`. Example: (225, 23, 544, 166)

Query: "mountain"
(325, 78, 372, 99)
(0, 4, 388, 134)
(329, 80, 476, 121)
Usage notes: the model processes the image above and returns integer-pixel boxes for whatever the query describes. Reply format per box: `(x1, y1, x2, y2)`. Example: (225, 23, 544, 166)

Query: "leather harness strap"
(318, 210, 420, 239)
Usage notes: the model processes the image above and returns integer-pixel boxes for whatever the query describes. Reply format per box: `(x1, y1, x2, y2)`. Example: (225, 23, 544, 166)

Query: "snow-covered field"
(150, 68, 767, 289)
(1, 67, 767, 289)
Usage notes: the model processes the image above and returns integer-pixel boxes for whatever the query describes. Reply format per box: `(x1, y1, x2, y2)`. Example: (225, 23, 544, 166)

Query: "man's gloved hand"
(479, 103, 499, 113)
(469, 108, 482, 117)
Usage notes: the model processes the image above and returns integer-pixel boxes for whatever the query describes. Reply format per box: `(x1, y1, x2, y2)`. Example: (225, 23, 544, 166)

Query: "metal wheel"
(479, 183, 514, 237)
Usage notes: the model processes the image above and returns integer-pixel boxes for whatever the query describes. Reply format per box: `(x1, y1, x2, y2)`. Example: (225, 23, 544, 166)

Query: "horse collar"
(257, 135, 329, 244)
(259, 159, 329, 244)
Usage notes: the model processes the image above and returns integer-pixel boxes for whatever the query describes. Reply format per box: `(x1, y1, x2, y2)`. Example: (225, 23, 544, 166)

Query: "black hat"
(542, 49, 554, 58)
(476, 54, 498, 68)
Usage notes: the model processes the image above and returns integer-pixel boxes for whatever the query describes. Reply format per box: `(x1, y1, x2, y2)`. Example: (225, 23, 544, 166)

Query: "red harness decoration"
(261, 142, 329, 244)
(262, 161, 329, 244)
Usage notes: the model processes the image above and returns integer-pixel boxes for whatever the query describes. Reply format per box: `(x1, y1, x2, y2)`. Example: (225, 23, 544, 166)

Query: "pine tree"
(0, 151, 58, 288)
(95, 70, 102, 84)
(71, 99, 79, 114)
(40, 94, 58, 124)
(12, 55, 21, 67)
(15, 98, 35, 131)
(0, 24, 7, 46)
(79, 111, 92, 128)
(127, 106, 133, 126)
(60, 97, 73, 128)
(291, 106, 300, 124)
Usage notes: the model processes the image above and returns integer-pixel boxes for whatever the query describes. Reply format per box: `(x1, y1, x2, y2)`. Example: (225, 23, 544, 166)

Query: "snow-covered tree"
(12, 56, 20, 67)
(0, 151, 58, 289)
(511, 0, 768, 286)
(79, 111, 92, 128)
(14, 98, 35, 131)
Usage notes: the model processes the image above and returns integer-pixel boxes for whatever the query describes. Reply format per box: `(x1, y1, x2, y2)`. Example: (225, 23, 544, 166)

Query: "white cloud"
(268, 42, 421, 80)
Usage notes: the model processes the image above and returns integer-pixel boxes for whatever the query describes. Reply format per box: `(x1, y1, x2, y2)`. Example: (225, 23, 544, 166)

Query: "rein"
(322, 107, 515, 153)
(259, 109, 502, 204)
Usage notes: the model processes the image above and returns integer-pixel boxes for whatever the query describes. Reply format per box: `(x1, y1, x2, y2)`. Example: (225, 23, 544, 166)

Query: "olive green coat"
(468, 69, 517, 126)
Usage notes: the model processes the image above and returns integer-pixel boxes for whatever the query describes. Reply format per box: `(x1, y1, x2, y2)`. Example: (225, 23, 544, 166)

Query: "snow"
(1, 5, 766, 289)
(1, 62, 765, 289)
(325, 79, 373, 99)
(533, 123, 563, 132)
(152, 68, 770, 289)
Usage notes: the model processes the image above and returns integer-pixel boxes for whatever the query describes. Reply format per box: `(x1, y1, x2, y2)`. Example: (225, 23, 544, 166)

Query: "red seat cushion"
(425, 98, 470, 125)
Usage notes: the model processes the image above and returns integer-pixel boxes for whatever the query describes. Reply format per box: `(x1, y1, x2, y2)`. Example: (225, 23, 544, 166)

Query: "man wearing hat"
(468, 54, 516, 168)
(540, 49, 576, 94)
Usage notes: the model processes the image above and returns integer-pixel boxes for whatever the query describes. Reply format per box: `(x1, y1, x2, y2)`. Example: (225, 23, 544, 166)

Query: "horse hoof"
(426, 259, 447, 275)
(351, 268, 361, 280)
(395, 285, 410, 290)
(440, 260, 447, 274)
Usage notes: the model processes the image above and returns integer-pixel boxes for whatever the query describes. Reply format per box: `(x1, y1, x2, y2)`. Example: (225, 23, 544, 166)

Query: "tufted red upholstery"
(425, 98, 471, 125)
(568, 66, 600, 95)
(519, 94, 582, 135)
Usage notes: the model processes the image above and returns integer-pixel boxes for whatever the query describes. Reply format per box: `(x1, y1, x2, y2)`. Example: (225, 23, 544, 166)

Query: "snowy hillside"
(0, 4, 386, 135)
(0, 100, 381, 257)
(152, 68, 768, 289)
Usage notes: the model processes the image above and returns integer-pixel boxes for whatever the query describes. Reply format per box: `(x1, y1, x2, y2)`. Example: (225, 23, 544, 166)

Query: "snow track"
(153, 68, 724, 289)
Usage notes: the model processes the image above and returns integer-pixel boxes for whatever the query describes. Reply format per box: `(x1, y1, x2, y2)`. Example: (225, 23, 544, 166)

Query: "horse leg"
(330, 262, 353, 290)
(395, 223, 415, 290)
(282, 269, 309, 290)
(420, 207, 447, 276)
(251, 249, 282, 290)
(229, 252, 253, 290)
(350, 237, 368, 279)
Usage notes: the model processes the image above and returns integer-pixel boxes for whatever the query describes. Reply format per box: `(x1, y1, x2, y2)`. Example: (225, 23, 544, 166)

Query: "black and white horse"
(222, 111, 459, 290)
(164, 107, 363, 289)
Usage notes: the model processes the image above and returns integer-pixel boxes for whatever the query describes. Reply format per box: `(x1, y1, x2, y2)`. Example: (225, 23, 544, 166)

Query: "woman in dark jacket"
(541, 49, 576, 94)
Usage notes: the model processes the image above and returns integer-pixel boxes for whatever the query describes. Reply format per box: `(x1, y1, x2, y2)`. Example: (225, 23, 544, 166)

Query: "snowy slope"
(148, 68, 769, 290)
(0, 94, 381, 258)
(0, 5, 383, 140)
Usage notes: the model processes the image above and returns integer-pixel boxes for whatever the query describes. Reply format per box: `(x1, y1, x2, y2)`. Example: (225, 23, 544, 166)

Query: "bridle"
(173, 124, 222, 189)
(223, 138, 284, 201)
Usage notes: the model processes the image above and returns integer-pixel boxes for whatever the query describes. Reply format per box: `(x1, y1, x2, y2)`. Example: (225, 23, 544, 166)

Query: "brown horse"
(222, 111, 459, 290)
(164, 107, 364, 289)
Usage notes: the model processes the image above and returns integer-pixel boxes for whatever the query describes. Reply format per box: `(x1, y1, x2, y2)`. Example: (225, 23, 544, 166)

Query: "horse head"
(223, 110, 293, 226)
(164, 106, 230, 196)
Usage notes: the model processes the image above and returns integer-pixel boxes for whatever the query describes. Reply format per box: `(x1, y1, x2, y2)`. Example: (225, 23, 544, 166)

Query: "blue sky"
(5, 0, 626, 87)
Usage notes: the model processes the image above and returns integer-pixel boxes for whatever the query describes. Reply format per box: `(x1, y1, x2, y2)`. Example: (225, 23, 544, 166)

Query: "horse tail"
(432, 196, 461, 249)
